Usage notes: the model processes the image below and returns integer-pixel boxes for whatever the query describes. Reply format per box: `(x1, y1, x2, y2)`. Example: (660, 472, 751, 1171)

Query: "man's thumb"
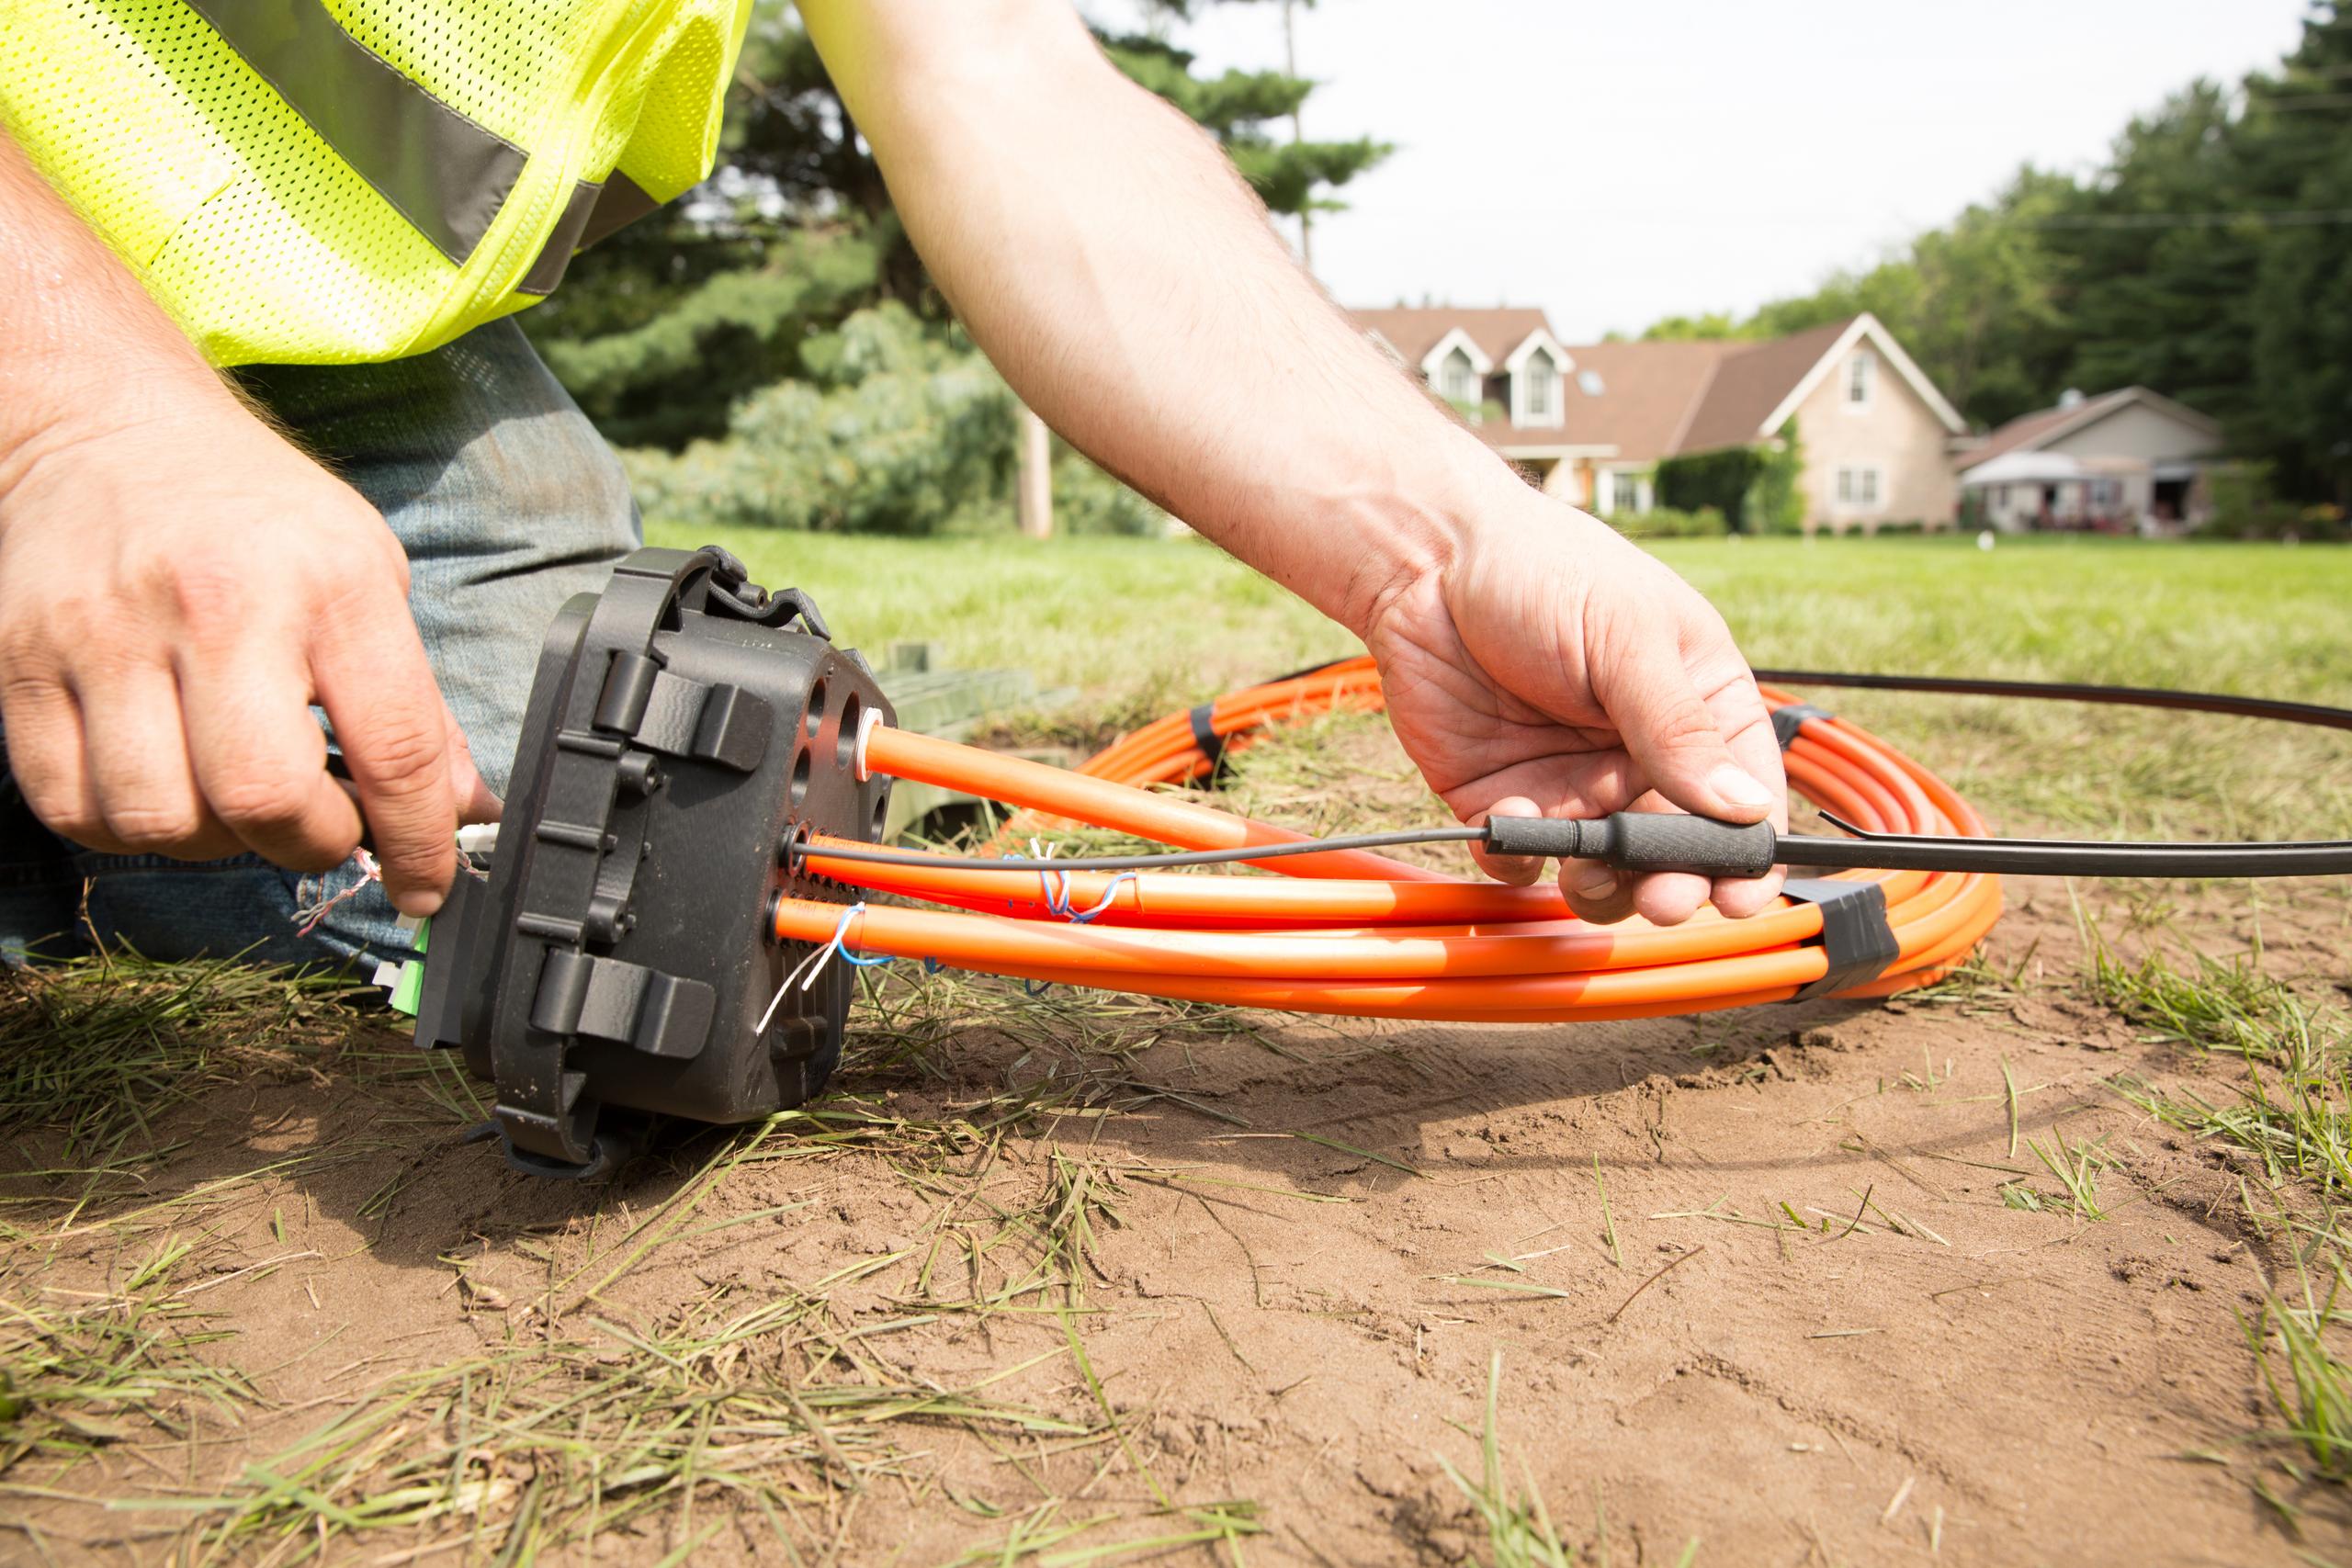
(1611, 662, 1775, 824)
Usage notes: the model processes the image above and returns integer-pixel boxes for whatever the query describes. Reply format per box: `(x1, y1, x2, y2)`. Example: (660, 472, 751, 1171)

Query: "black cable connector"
(1484, 813, 1779, 877)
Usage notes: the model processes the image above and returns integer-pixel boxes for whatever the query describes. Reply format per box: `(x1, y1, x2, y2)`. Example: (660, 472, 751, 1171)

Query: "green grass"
(1436, 1348, 1695, 1567)
(2091, 941, 2352, 1502)
(2101, 945, 2352, 1197)
(1438, 1350, 1577, 1568)
(0, 951, 371, 1172)
(2244, 1261, 2352, 1489)
(658, 525, 2352, 840)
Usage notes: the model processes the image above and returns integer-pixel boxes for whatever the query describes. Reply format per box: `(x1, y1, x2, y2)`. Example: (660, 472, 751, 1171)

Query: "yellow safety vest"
(0, 0, 752, 367)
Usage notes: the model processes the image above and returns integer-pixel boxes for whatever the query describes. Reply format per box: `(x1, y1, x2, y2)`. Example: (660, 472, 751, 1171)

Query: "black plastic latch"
(1772, 704, 1834, 750)
(530, 949, 715, 1059)
(1188, 703, 1227, 774)
(1779, 877, 1899, 999)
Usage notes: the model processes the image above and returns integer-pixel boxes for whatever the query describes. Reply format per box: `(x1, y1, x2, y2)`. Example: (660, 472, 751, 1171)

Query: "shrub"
(1652, 419, 1804, 534)
(2198, 460, 2345, 541)
(1606, 506, 1730, 539)
(1052, 453, 1169, 536)
(623, 303, 1017, 535)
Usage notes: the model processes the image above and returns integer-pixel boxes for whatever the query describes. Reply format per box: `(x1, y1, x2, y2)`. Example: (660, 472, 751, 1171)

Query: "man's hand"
(0, 406, 494, 916)
(0, 130, 489, 917)
(1364, 491, 1786, 927)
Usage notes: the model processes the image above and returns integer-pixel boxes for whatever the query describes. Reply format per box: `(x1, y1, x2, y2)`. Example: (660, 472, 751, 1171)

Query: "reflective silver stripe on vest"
(184, 0, 526, 265)
(517, 173, 662, 296)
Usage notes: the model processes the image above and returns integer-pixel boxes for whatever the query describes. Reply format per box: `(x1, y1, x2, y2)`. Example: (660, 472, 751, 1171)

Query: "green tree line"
(1642, 0, 2352, 506)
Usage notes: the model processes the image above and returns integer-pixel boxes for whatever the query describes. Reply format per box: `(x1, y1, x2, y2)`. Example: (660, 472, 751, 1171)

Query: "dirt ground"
(6, 718, 2351, 1564)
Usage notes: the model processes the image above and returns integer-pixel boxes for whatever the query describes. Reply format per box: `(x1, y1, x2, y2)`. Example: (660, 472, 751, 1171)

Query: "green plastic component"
(389, 959, 424, 1016)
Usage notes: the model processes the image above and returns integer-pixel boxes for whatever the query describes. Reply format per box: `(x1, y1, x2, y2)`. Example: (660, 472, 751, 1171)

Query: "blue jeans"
(0, 320, 640, 970)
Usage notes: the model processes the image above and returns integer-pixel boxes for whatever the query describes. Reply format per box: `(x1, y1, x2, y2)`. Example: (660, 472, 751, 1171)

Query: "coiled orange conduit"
(771, 661, 2004, 1024)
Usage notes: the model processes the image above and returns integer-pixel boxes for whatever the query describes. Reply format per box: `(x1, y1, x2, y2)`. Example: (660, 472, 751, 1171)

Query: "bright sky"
(1101, 0, 2312, 342)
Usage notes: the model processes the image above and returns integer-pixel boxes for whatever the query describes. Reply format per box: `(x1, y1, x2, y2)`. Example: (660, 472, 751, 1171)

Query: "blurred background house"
(1955, 388, 2224, 533)
(1356, 306, 1966, 535)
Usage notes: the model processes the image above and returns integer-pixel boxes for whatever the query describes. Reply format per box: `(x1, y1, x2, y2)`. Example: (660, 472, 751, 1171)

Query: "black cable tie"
(1778, 878, 1900, 1000)
(1771, 704, 1833, 751)
(1188, 703, 1229, 775)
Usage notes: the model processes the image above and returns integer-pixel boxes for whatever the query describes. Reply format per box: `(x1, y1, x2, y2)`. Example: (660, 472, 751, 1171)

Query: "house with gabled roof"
(1953, 387, 2222, 532)
(1353, 306, 1968, 533)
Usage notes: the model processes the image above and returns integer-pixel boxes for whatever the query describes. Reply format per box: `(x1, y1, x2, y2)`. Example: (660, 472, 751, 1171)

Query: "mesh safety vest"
(1, 0, 752, 367)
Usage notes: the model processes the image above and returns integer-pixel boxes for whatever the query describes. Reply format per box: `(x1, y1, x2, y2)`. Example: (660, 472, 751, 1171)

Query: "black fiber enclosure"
(413, 547, 892, 1173)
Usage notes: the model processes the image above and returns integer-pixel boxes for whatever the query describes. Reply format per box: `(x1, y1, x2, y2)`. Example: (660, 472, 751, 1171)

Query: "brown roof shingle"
(1544, 339, 1732, 462)
(1354, 305, 1556, 369)
(1671, 317, 1857, 453)
(1955, 389, 2139, 471)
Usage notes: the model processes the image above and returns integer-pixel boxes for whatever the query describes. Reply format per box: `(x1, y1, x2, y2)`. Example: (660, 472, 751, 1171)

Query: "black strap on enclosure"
(1779, 878, 1900, 1000)
(1189, 704, 1228, 773)
(1771, 704, 1833, 750)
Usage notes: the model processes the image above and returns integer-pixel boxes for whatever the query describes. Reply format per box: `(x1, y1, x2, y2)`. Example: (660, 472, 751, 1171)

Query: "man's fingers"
(311, 592, 455, 914)
(1561, 860, 1636, 924)
(0, 673, 116, 851)
(1629, 869, 1713, 928)
(77, 667, 242, 858)
(443, 701, 502, 825)
(1466, 795, 1544, 886)
(178, 656, 364, 872)
(1601, 636, 1776, 826)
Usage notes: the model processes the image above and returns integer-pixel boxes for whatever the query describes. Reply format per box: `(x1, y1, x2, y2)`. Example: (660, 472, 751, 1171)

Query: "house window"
(1523, 355, 1557, 422)
(1438, 346, 1476, 408)
(1605, 470, 1648, 513)
(1845, 348, 1876, 410)
(1835, 466, 1882, 508)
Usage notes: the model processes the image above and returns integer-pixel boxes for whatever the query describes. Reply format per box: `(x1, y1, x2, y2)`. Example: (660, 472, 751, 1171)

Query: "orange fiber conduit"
(777, 661, 2002, 1022)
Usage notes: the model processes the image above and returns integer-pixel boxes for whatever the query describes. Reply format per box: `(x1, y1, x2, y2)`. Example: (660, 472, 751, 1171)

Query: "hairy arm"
(798, 0, 1472, 635)
(0, 133, 486, 913)
(798, 0, 1787, 922)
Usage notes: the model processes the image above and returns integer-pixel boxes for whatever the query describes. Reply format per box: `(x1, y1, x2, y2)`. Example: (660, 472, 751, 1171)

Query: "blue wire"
(1063, 872, 1138, 925)
(1035, 864, 1137, 924)
(824, 903, 894, 970)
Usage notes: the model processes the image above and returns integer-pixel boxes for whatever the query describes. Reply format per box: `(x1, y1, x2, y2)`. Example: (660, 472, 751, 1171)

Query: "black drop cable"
(1752, 668, 2352, 734)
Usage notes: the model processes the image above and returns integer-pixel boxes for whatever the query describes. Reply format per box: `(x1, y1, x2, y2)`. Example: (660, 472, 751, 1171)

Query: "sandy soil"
(6, 863, 2348, 1568)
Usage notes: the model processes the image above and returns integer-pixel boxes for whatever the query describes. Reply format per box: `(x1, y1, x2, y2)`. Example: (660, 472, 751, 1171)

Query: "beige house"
(1955, 387, 2222, 533)
(1353, 306, 1967, 533)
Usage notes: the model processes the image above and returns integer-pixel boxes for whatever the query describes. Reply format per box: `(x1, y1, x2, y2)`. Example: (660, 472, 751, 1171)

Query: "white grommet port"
(854, 705, 882, 782)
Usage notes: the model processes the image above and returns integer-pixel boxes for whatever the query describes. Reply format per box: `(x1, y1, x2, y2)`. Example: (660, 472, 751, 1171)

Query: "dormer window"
(1503, 336, 1569, 429)
(1439, 346, 1477, 407)
(1523, 355, 1556, 421)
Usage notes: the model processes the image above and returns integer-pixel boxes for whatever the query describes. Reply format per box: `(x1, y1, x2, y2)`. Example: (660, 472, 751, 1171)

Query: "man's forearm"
(801, 0, 1521, 637)
(0, 133, 235, 500)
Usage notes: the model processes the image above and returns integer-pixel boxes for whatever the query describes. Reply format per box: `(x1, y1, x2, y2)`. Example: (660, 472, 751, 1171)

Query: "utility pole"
(1015, 402, 1053, 539)
(1283, 0, 1311, 273)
